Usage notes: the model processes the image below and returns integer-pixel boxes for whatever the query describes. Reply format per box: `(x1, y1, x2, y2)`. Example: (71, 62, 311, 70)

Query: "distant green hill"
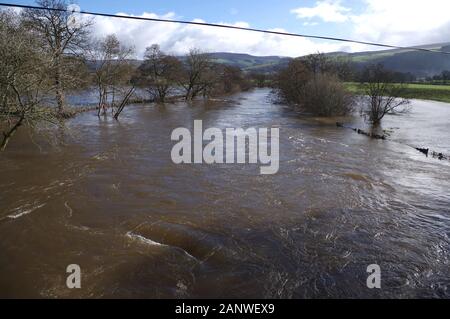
(208, 52, 291, 73)
(330, 42, 450, 77)
(117, 43, 450, 77)
(206, 43, 450, 77)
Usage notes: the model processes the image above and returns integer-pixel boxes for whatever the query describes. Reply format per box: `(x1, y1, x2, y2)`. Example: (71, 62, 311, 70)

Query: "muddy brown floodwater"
(0, 89, 449, 298)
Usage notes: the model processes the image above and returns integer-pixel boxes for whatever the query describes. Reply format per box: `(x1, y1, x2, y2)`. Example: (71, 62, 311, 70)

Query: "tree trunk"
(185, 84, 193, 101)
(111, 88, 116, 115)
(1, 116, 24, 151)
(98, 87, 108, 117)
(114, 87, 135, 120)
(55, 58, 65, 114)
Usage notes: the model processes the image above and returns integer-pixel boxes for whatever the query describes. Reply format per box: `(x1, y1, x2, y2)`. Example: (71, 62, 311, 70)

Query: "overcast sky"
(6, 0, 450, 57)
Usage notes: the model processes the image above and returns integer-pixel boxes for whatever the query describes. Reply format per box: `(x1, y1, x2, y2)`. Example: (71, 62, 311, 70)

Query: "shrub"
(301, 74, 355, 116)
(276, 57, 354, 116)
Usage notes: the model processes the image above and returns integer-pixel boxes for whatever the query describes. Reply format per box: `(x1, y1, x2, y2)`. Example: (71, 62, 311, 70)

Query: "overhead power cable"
(1, 2, 450, 55)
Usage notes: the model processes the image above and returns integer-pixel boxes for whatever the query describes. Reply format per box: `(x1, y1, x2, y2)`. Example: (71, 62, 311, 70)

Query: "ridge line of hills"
(119, 42, 450, 78)
(207, 42, 450, 77)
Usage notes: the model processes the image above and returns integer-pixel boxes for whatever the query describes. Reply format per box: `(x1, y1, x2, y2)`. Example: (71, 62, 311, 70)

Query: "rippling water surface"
(0, 89, 449, 298)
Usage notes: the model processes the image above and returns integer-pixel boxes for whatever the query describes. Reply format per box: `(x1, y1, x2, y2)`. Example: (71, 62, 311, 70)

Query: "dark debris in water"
(431, 151, 448, 161)
(336, 122, 386, 140)
(415, 148, 448, 160)
(336, 122, 449, 161)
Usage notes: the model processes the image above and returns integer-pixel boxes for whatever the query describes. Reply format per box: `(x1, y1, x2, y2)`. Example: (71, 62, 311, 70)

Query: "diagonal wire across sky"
(1, 2, 450, 55)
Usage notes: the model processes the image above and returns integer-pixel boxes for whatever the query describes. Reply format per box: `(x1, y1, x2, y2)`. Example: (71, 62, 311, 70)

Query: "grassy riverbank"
(345, 83, 450, 103)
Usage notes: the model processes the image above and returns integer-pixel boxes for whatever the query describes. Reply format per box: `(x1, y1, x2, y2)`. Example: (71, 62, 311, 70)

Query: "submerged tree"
(276, 58, 311, 104)
(0, 10, 57, 151)
(360, 64, 410, 125)
(22, 0, 92, 114)
(136, 44, 183, 102)
(88, 34, 135, 117)
(302, 73, 354, 116)
(180, 49, 214, 100)
(276, 55, 354, 116)
(220, 65, 249, 94)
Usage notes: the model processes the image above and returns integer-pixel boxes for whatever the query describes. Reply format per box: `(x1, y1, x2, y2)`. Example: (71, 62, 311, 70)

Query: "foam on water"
(6, 203, 46, 220)
(126, 231, 199, 262)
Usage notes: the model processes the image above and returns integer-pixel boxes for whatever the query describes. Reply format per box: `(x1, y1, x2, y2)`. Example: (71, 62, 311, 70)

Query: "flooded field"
(0, 89, 449, 298)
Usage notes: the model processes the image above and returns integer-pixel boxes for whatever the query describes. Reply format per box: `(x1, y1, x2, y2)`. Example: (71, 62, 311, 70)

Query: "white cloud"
(86, 1, 450, 59)
(91, 12, 358, 58)
(5, 1, 450, 58)
(303, 22, 319, 26)
(290, 0, 450, 49)
(350, 0, 450, 46)
(291, 0, 351, 23)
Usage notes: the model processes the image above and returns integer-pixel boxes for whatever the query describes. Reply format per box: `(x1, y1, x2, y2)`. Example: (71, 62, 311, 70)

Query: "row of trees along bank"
(0, 0, 252, 150)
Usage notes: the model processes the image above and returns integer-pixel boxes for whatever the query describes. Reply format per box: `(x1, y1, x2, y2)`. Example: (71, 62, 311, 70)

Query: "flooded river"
(0, 89, 449, 298)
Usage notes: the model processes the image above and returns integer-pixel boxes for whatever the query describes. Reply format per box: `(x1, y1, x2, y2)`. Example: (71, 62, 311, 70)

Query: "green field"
(345, 83, 450, 103)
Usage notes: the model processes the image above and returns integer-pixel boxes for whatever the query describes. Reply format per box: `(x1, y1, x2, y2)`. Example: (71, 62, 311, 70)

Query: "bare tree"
(22, 0, 92, 114)
(220, 65, 247, 94)
(302, 52, 333, 76)
(136, 44, 182, 102)
(88, 34, 135, 117)
(180, 49, 213, 100)
(360, 64, 410, 125)
(0, 10, 57, 151)
(442, 70, 450, 85)
(303, 52, 354, 81)
(276, 58, 311, 104)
